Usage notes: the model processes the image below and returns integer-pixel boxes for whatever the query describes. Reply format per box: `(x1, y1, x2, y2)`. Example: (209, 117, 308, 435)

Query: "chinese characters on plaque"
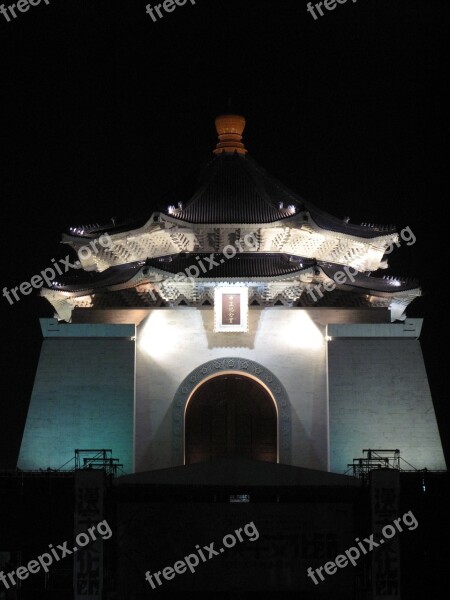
(214, 287, 249, 332)
(223, 293, 241, 325)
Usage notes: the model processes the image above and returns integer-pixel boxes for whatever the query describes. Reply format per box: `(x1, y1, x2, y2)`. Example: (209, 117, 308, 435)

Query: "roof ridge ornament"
(213, 114, 248, 155)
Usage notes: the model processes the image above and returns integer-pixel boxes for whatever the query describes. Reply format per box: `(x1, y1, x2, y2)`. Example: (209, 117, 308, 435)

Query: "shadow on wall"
(290, 404, 326, 471)
(137, 403, 174, 473)
(137, 372, 326, 473)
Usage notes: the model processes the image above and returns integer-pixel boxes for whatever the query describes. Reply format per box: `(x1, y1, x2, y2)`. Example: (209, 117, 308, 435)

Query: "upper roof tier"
(166, 152, 299, 224)
(163, 150, 394, 234)
(160, 114, 395, 232)
(65, 114, 396, 235)
(60, 115, 402, 275)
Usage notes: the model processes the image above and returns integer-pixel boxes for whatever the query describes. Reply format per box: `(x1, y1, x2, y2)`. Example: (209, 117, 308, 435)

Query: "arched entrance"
(185, 373, 277, 464)
(172, 358, 291, 464)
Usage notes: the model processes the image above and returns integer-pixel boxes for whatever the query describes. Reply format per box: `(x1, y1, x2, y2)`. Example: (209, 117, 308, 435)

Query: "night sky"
(0, 0, 448, 469)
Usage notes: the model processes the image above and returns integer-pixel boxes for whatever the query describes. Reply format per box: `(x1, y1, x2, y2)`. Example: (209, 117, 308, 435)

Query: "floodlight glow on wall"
(255, 310, 324, 351)
(139, 310, 184, 362)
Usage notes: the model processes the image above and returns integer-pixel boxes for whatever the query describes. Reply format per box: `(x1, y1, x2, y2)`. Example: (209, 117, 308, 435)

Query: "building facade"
(18, 114, 446, 475)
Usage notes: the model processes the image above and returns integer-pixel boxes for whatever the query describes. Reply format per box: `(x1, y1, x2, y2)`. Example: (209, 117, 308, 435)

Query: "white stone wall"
(135, 307, 329, 472)
(18, 321, 135, 473)
(20, 313, 444, 478)
(328, 337, 447, 473)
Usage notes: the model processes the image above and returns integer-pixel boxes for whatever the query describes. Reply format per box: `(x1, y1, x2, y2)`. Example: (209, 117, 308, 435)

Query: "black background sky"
(0, 0, 448, 470)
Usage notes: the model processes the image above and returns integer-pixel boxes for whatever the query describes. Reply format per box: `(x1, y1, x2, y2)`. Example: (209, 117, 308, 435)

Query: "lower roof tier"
(40, 253, 420, 323)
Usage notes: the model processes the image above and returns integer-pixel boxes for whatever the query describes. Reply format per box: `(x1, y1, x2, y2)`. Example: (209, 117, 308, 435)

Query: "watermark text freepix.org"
(170, 232, 259, 283)
(0, 520, 112, 591)
(305, 225, 416, 303)
(148, 232, 259, 301)
(0, 0, 50, 23)
(307, 0, 358, 21)
(145, 521, 259, 590)
(383, 225, 416, 254)
(305, 264, 357, 303)
(2, 233, 113, 306)
(307, 510, 418, 585)
(146, 0, 196, 23)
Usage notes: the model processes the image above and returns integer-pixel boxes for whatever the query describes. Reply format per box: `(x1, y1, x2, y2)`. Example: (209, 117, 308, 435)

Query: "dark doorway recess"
(185, 374, 277, 464)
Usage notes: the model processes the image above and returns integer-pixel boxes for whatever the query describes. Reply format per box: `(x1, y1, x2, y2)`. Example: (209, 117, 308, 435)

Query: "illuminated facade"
(18, 115, 446, 474)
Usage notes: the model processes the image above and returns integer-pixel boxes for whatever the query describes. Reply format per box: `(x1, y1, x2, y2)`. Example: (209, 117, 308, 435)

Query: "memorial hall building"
(18, 114, 446, 477)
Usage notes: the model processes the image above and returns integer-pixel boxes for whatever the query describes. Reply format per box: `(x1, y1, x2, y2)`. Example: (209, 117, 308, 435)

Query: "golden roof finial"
(213, 114, 248, 155)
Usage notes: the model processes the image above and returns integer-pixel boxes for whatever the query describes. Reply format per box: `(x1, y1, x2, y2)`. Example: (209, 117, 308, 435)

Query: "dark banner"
(371, 469, 401, 599)
(74, 471, 104, 599)
(116, 501, 356, 594)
